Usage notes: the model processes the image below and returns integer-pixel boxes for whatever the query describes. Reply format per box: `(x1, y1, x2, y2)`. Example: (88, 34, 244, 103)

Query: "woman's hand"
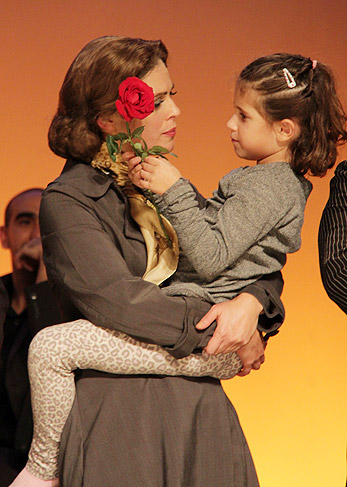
(196, 293, 263, 355)
(128, 155, 181, 195)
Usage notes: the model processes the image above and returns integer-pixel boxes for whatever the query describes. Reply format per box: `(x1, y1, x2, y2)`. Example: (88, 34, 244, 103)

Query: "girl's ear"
(276, 118, 299, 142)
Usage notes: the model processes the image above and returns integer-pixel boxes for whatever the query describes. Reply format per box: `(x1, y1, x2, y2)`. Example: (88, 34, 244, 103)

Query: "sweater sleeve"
(318, 161, 347, 314)
(178, 179, 285, 333)
(155, 167, 303, 283)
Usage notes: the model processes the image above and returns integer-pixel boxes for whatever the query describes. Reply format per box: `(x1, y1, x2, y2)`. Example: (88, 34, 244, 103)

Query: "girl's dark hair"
(238, 53, 347, 176)
(48, 36, 168, 161)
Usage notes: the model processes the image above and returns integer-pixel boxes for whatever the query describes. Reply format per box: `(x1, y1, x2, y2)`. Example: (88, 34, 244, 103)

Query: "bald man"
(0, 188, 61, 486)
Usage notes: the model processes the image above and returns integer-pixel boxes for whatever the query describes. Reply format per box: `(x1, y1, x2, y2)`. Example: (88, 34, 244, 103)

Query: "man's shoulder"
(1, 273, 13, 295)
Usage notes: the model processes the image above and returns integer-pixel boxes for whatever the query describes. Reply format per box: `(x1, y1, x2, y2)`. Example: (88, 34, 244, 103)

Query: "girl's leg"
(24, 319, 242, 481)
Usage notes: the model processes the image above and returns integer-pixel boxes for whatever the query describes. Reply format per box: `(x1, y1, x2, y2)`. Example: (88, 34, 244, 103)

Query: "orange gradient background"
(1, 1, 346, 486)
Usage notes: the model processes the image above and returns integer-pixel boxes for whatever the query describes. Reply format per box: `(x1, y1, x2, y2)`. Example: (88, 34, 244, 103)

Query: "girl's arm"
(130, 157, 298, 282)
(130, 157, 285, 352)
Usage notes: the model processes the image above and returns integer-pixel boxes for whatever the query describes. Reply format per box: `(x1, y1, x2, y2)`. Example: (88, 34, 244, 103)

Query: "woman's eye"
(154, 91, 177, 108)
(154, 99, 164, 108)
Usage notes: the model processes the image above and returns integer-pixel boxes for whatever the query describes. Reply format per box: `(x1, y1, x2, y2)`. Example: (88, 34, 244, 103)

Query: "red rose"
(116, 77, 155, 122)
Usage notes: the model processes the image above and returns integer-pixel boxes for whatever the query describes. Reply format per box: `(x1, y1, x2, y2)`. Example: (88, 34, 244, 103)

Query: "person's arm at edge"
(318, 160, 347, 314)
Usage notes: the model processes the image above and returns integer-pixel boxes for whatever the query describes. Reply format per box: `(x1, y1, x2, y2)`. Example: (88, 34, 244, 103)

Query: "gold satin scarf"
(91, 143, 179, 286)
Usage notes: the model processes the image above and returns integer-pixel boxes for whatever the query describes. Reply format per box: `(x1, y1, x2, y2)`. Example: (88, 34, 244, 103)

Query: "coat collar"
(50, 159, 124, 199)
(46, 159, 144, 244)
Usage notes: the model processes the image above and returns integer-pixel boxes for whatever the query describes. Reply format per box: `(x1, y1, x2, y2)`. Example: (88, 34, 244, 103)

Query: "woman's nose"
(168, 98, 180, 118)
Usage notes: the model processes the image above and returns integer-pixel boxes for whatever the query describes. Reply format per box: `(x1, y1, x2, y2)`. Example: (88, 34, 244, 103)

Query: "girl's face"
(227, 86, 286, 164)
(132, 60, 180, 152)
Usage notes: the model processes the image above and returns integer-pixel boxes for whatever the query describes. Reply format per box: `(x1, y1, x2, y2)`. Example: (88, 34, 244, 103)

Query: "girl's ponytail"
(239, 54, 347, 176)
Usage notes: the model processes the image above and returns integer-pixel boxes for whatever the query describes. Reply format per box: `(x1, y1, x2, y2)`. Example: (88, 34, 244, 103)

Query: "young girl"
(11, 52, 347, 487)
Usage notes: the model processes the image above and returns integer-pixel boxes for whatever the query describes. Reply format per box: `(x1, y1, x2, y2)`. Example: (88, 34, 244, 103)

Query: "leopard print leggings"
(26, 319, 242, 479)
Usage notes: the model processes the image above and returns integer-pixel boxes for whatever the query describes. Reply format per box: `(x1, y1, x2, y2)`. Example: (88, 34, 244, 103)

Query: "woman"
(39, 36, 284, 486)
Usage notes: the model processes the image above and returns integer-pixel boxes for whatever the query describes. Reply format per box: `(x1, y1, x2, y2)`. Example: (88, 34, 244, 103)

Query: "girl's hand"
(236, 331, 265, 377)
(128, 155, 181, 195)
(196, 293, 263, 355)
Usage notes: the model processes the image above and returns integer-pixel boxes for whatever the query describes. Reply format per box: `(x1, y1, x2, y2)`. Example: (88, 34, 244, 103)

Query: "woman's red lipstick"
(163, 128, 176, 137)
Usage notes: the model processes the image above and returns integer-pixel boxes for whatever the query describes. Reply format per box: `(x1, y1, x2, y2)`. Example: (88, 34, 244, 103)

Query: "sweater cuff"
(152, 178, 193, 212)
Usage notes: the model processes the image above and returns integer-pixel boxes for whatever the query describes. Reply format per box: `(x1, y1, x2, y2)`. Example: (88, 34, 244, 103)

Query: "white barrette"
(283, 68, 296, 88)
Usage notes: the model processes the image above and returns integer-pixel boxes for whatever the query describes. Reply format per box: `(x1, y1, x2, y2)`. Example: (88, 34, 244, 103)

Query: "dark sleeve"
(25, 281, 62, 336)
(40, 189, 212, 359)
(243, 272, 285, 339)
(0, 279, 9, 350)
(318, 161, 347, 314)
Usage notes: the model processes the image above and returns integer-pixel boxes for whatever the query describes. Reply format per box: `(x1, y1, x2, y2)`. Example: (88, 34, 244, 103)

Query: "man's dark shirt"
(0, 274, 61, 483)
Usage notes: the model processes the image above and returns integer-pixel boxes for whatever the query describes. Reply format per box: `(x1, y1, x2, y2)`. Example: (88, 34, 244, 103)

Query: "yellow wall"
(1, 1, 346, 485)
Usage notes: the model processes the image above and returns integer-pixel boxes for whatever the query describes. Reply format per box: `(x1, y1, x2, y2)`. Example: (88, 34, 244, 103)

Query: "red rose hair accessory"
(107, 76, 173, 162)
(116, 77, 155, 122)
(103, 76, 177, 249)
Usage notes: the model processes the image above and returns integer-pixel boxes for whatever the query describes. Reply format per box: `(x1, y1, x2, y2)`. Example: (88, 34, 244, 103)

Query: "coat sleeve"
(39, 187, 212, 359)
(318, 161, 347, 314)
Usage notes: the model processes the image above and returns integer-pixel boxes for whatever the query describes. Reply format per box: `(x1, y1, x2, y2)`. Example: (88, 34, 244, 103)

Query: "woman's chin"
(163, 139, 175, 153)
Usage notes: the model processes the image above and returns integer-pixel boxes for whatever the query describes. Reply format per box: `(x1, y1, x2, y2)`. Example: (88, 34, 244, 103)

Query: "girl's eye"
(170, 90, 177, 97)
(239, 112, 246, 120)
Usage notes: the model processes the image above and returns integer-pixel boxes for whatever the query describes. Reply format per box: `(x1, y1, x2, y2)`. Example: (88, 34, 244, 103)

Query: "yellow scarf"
(91, 143, 179, 286)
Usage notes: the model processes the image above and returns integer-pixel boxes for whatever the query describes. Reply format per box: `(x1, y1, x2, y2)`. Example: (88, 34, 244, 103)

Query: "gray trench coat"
(40, 160, 284, 487)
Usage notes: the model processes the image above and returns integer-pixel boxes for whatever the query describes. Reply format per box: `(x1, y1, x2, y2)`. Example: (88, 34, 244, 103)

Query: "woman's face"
(132, 60, 180, 152)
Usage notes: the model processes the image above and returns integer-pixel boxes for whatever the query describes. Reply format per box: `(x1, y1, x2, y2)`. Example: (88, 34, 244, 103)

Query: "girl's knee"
(28, 326, 62, 368)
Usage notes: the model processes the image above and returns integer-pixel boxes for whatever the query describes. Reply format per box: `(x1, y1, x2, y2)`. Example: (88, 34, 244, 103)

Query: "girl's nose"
(227, 114, 237, 131)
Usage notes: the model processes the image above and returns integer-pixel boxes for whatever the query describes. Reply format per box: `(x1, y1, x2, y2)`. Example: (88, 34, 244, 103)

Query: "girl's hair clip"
(312, 59, 317, 69)
(283, 68, 296, 88)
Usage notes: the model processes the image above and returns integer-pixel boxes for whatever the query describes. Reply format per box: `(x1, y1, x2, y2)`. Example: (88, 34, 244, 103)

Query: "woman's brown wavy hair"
(48, 36, 168, 162)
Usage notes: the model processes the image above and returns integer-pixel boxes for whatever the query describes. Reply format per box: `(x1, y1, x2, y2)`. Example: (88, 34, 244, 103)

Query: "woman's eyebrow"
(154, 84, 175, 97)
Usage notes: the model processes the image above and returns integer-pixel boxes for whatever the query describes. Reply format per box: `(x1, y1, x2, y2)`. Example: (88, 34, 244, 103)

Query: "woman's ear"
(275, 118, 299, 142)
(96, 113, 119, 134)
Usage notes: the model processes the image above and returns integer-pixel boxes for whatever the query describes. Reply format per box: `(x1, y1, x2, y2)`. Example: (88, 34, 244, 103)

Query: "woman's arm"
(40, 184, 212, 359)
(318, 161, 347, 313)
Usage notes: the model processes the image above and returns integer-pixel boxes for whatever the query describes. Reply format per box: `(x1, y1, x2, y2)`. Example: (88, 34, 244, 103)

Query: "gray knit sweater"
(155, 162, 312, 304)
